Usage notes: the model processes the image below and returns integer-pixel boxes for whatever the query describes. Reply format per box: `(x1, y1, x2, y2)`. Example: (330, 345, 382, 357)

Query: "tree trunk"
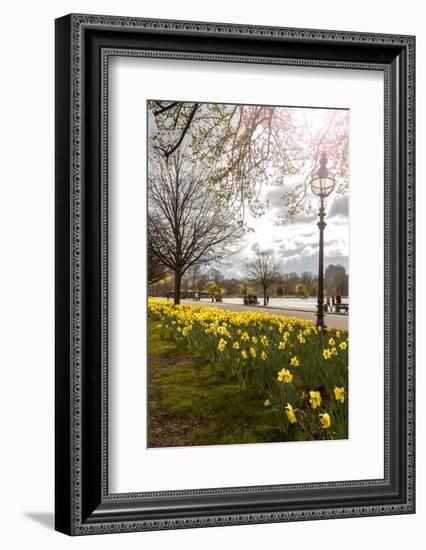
(263, 285, 267, 306)
(174, 269, 182, 305)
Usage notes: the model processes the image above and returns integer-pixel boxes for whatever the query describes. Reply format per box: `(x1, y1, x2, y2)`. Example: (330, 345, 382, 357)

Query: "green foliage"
(149, 300, 349, 443)
(295, 283, 309, 298)
(238, 283, 255, 296)
(203, 281, 225, 296)
(148, 321, 288, 446)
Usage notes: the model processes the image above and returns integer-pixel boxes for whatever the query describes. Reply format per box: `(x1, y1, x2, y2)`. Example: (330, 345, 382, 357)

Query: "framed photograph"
(55, 14, 415, 535)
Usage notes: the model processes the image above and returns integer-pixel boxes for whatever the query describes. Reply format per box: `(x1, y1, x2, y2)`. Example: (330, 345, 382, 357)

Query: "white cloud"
(215, 182, 349, 278)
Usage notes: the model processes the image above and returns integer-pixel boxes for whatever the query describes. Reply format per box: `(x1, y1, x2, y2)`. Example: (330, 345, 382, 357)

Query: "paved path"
(177, 299, 348, 331)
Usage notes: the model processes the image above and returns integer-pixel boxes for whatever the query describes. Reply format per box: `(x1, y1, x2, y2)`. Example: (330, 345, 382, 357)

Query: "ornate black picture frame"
(55, 13, 415, 535)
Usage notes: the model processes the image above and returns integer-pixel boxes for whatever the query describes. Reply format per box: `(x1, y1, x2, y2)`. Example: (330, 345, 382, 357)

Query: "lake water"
(198, 297, 320, 311)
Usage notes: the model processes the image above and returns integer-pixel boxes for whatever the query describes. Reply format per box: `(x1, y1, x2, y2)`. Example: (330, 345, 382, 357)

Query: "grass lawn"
(148, 321, 291, 447)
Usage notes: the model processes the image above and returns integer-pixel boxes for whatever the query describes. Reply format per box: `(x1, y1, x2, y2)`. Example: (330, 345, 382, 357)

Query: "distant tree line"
(149, 260, 348, 299)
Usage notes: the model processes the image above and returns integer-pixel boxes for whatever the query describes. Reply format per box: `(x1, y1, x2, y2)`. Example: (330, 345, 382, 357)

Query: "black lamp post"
(309, 152, 335, 329)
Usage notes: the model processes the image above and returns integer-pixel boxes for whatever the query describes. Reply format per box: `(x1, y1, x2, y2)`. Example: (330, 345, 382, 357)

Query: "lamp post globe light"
(310, 152, 335, 329)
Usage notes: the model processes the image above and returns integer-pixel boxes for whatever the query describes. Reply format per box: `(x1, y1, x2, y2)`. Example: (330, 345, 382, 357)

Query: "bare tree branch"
(148, 152, 242, 304)
(248, 249, 280, 306)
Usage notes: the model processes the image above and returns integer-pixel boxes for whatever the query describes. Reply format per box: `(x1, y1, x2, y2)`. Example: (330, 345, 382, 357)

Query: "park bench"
(243, 296, 259, 305)
(324, 303, 349, 314)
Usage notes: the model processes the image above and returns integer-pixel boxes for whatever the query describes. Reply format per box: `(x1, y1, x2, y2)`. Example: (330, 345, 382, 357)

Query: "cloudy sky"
(216, 181, 349, 279)
(148, 101, 349, 280)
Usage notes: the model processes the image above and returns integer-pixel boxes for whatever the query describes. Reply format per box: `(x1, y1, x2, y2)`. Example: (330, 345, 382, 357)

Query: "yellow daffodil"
(285, 403, 297, 424)
(319, 412, 331, 429)
(277, 368, 293, 383)
(260, 335, 269, 347)
(309, 390, 321, 409)
(217, 325, 230, 337)
(290, 356, 299, 367)
(218, 338, 227, 352)
(181, 325, 192, 336)
(334, 386, 345, 403)
(323, 348, 332, 360)
(147, 300, 347, 424)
